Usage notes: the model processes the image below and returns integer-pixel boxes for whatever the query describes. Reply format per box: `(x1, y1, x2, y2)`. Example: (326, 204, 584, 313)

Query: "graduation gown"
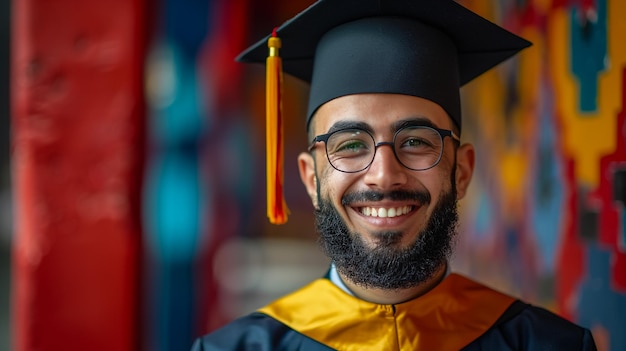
(191, 273, 596, 350)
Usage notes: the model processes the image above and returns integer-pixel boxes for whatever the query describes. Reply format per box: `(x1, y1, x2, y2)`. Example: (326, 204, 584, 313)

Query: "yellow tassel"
(266, 28, 289, 224)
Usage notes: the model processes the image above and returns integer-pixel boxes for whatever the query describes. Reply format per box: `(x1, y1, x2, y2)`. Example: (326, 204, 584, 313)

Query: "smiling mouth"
(359, 206, 414, 218)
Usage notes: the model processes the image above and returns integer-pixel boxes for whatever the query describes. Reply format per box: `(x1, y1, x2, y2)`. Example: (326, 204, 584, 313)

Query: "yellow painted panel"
(549, 1, 622, 187)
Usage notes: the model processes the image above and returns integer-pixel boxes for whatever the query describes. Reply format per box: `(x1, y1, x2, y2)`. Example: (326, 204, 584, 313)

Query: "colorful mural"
(453, 0, 626, 350)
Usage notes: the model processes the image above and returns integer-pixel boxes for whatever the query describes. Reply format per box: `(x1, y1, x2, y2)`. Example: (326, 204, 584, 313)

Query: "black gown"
(192, 273, 596, 350)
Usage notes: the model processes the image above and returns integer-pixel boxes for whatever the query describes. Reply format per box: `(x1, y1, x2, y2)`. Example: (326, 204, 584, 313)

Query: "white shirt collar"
(328, 262, 451, 296)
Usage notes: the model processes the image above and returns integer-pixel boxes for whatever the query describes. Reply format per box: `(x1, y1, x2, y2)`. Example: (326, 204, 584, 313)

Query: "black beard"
(315, 186, 458, 291)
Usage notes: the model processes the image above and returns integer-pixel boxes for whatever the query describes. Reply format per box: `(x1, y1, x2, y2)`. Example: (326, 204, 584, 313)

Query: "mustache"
(341, 189, 431, 206)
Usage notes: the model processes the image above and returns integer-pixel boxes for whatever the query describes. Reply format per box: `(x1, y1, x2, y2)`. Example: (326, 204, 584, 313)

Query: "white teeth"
(360, 206, 412, 218)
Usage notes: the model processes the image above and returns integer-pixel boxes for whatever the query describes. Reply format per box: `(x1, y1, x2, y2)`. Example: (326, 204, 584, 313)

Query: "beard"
(315, 183, 459, 291)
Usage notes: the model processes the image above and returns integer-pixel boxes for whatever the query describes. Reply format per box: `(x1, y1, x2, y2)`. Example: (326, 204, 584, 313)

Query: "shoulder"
(190, 312, 334, 351)
(464, 301, 597, 350)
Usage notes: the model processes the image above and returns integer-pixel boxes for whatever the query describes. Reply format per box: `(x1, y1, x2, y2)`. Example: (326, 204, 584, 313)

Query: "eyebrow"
(326, 116, 441, 135)
(327, 120, 374, 134)
(391, 117, 439, 132)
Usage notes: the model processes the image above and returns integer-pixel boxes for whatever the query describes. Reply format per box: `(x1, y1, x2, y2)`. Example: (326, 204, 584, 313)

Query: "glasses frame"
(308, 126, 460, 173)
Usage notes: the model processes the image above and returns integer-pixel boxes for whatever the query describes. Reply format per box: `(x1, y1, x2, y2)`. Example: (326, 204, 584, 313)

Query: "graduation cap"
(237, 0, 531, 224)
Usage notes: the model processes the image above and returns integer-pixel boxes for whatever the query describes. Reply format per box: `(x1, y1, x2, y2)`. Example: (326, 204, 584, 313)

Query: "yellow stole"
(258, 273, 516, 350)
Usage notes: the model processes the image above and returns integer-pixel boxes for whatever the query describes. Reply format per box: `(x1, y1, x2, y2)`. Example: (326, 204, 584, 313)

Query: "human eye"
(333, 139, 369, 155)
(328, 130, 371, 157)
(399, 136, 436, 151)
(397, 128, 440, 153)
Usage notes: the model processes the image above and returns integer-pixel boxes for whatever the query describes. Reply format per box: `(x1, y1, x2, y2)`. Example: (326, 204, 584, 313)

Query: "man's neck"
(337, 263, 448, 305)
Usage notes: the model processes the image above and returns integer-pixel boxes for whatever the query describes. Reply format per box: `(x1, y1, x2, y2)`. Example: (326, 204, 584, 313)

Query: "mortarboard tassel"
(266, 28, 289, 224)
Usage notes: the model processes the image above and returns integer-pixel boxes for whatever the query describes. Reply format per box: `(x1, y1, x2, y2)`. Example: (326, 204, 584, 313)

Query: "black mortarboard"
(237, 0, 531, 132)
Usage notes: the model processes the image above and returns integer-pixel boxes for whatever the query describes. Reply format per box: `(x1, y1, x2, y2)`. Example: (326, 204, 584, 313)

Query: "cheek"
(417, 167, 454, 207)
(315, 159, 335, 197)
(318, 165, 354, 203)
(428, 150, 456, 189)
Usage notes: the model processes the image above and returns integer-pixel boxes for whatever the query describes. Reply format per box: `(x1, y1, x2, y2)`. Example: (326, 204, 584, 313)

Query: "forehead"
(311, 93, 454, 134)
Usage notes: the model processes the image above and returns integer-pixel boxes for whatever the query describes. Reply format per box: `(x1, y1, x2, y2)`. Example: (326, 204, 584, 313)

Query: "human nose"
(362, 142, 408, 189)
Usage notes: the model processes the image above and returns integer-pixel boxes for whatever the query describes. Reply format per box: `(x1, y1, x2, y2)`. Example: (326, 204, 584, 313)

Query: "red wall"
(11, 1, 146, 350)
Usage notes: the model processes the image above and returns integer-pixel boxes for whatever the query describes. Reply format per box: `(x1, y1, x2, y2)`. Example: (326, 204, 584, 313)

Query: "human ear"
(454, 143, 475, 200)
(298, 152, 319, 208)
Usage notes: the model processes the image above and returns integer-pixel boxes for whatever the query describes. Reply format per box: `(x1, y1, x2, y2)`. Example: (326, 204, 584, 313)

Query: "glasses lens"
(395, 127, 444, 170)
(326, 129, 375, 172)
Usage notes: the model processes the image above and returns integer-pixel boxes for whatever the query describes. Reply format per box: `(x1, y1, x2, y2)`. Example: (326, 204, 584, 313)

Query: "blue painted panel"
(532, 82, 564, 272)
(570, 0, 607, 112)
(578, 244, 626, 351)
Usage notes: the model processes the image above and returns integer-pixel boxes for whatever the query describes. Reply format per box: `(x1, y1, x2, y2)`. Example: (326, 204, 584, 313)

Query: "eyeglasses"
(308, 126, 460, 173)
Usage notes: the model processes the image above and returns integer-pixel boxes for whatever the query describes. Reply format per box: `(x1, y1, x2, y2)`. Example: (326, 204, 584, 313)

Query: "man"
(192, 0, 597, 349)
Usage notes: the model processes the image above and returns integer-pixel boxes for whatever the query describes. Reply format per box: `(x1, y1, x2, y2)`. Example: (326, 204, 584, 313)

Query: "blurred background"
(5, 0, 626, 350)
(1, 0, 10, 349)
